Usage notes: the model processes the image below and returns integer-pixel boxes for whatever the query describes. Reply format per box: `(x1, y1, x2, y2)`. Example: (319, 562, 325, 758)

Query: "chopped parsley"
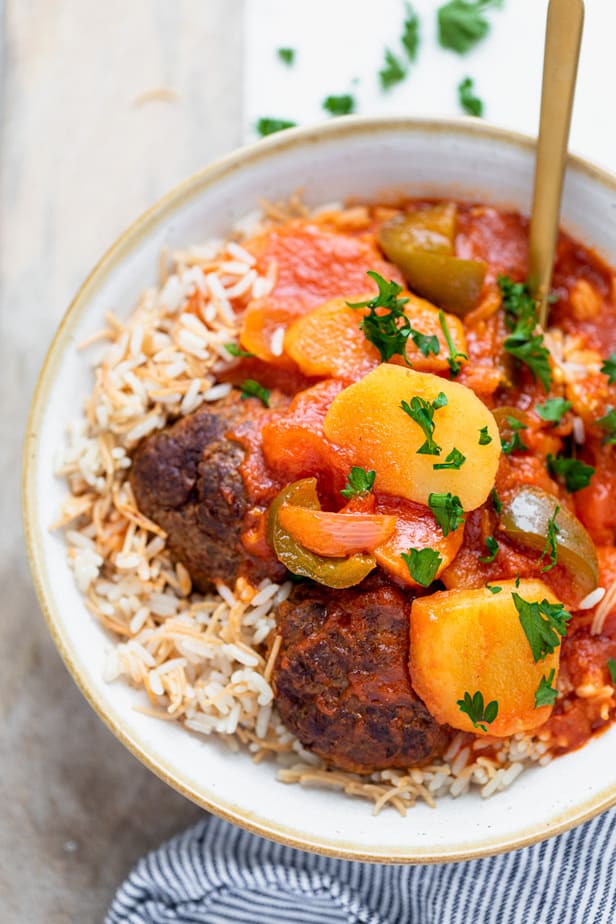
(536, 397, 571, 426)
(256, 117, 297, 137)
(433, 447, 466, 470)
(596, 407, 616, 444)
(429, 492, 465, 536)
(400, 392, 448, 456)
(515, 574, 521, 588)
(478, 426, 492, 445)
(402, 3, 421, 60)
(456, 690, 499, 732)
(341, 466, 376, 499)
(608, 658, 616, 685)
(239, 379, 270, 407)
(410, 328, 440, 358)
(499, 275, 552, 392)
(379, 49, 407, 90)
(479, 536, 499, 563)
(539, 505, 560, 573)
(401, 547, 443, 587)
(601, 354, 616, 385)
(501, 415, 529, 455)
(348, 272, 411, 363)
(438, 310, 467, 377)
(491, 488, 503, 516)
(512, 593, 571, 663)
(322, 94, 355, 116)
(547, 454, 595, 493)
(225, 342, 255, 359)
(437, 0, 503, 55)
(486, 582, 502, 594)
(277, 47, 295, 66)
(535, 670, 558, 708)
(458, 76, 483, 116)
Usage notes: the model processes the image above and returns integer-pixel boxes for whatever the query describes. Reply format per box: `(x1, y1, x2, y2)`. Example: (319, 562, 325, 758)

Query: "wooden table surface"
(1, 2, 243, 919)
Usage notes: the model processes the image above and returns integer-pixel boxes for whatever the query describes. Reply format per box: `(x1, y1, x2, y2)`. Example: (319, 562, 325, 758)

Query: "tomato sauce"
(229, 200, 616, 756)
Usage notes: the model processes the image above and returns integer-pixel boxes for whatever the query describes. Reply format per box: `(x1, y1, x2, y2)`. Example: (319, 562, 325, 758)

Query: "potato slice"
(322, 364, 500, 511)
(409, 579, 562, 737)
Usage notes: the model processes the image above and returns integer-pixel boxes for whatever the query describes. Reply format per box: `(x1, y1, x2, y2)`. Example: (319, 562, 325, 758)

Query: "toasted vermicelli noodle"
(54, 205, 591, 813)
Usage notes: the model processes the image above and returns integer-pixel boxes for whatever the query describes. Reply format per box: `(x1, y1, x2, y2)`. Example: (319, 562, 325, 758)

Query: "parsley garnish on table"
(239, 379, 271, 407)
(458, 76, 483, 116)
(400, 392, 448, 455)
(323, 94, 356, 116)
(341, 466, 376, 499)
(547, 455, 595, 492)
(539, 505, 560, 572)
(401, 547, 443, 586)
(536, 397, 571, 426)
(535, 669, 558, 708)
(512, 593, 571, 662)
(379, 2, 420, 91)
(256, 117, 297, 137)
(379, 49, 408, 90)
(429, 492, 465, 536)
(457, 690, 499, 732)
(277, 47, 295, 66)
(438, 0, 503, 54)
(499, 275, 552, 392)
(401, 2, 421, 60)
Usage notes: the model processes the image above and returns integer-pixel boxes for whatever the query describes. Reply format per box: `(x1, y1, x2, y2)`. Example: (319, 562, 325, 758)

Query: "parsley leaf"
(486, 582, 502, 594)
(478, 426, 492, 445)
(341, 466, 376, 499)
(323, 94, 355, 116)
(438, 310, 467, 377)
(456, 690, 499, 732)
(547, 454, 595, 493)
(402, 3, 421, 60)
(400, 392, 448, 456)
(277, 47, 295, 66)
(433, 447, 466, 470)
(539, 505, 560, 573)
(256, 117, 297, 137)
(596, 407, 616, 444)
(429, 492, 465, 536)
(458, 76, 483, 116)
(438, 0, 503, 55)
(225, 343, 255, 359)
(379, 49, 407, 90)
(410, 328, 440, 357)
(239, 379, 270, 407)
(348, 272, 412, 363)
(512, 593, 571, 663)
(479, 535, 499, 563)
(608, 658, 616, 685)
(499, 275, 552, 392)
(536, 397, 572, 426)
(534, 669, 558, 708)
(491, 488, 502, 516)
(401, 547, 443, 587)
(601, 354, 616, 385)
(501, 415, 529, 455)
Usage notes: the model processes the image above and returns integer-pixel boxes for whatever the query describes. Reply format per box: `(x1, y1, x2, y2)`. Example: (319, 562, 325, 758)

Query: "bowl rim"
(22, 115, 616, 863)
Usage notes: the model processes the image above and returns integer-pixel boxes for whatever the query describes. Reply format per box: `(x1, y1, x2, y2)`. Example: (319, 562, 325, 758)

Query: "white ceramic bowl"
(23, 117, 616, 862)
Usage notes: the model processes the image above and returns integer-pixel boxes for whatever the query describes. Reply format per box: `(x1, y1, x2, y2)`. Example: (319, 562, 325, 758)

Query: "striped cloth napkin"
(106, 811, 616, 923)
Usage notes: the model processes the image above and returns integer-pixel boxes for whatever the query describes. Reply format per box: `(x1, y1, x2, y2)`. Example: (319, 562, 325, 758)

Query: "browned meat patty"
(272, 577, 450, 773)
(130, 393, 278, 592)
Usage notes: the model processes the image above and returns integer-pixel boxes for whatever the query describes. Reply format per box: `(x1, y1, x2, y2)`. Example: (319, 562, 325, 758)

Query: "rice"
(53, 206, 563, 814)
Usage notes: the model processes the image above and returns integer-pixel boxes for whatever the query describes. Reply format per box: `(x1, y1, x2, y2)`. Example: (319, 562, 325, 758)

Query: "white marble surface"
(1, 2, 243, 919)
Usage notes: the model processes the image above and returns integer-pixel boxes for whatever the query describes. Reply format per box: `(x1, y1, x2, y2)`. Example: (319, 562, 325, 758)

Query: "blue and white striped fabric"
(106, 809, 616, 923)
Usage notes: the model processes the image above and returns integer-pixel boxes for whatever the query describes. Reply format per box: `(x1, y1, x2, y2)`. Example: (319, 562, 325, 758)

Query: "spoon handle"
(528, 0, 585, 328)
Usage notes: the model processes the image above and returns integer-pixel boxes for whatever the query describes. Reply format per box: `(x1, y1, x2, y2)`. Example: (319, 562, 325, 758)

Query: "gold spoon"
(528, 0, 585, 328)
